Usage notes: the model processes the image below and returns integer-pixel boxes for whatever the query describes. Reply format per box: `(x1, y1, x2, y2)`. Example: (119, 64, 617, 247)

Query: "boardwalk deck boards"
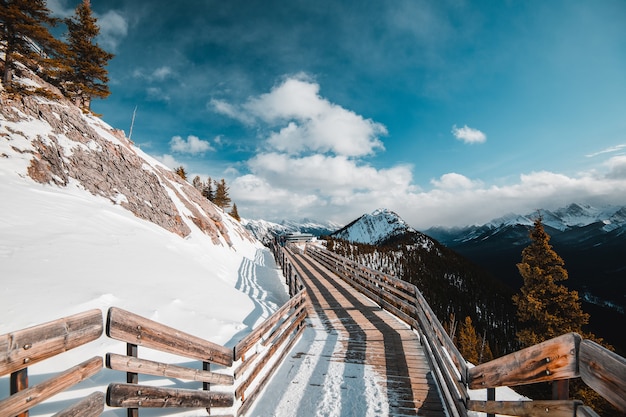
(288, 250, 446, 417)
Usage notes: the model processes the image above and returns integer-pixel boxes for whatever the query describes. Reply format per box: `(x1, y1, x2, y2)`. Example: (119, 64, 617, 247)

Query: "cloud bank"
(212, 76, 626, 229)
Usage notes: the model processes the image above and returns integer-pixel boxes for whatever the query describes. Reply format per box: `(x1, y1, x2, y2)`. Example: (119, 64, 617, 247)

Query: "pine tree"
(512, 216, 589, 347)
(213, 178, 231, 209)
(202, 177, 214, 201)
(229, 203, 240, 221)
(174, 166, 187, 181)
(192, 175, 203, 192)
(0, 0, 66, 90)
(458, 316, 479, 364)
(63, 0, 113, 110)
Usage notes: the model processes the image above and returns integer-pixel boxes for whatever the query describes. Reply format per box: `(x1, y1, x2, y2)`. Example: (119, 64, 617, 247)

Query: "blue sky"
(49, 0, 626, 228)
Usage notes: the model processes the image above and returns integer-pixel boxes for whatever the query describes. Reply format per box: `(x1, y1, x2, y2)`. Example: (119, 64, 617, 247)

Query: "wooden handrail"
(234, 289, 308, 361)
(106, 306, 233, 366)
(0, 356, 103, 417)
(0, 309, 103, 376)
(305, 242, 626, 417)
(468, 333, 581, 389)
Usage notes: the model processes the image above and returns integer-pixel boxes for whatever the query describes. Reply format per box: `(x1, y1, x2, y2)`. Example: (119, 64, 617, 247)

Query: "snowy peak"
(331, 208, 416, 245)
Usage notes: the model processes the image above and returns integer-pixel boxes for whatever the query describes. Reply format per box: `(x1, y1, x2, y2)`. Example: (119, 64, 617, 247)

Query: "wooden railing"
(0, 254, 309, 417)
(2, 242, 624, 417)
(304, 243, 626, 417)
(0, 309, 104, 417)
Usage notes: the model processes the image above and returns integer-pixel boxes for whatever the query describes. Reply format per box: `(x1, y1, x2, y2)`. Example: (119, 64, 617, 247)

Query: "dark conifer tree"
(213, 178, 231, 209)
(202, 177, 214, 201)
(174, 166, 187, 181)
(63, 0, 113, 109)
(512, 216, 589, 347)
(192, 175, 203, 192)
(229, 203, 240, 221)
(457, 316, 479, 364)
(0, 0, 66, 90)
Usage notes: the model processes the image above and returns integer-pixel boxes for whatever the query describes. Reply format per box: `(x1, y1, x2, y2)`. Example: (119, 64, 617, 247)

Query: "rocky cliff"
(1, 70, 251, 246)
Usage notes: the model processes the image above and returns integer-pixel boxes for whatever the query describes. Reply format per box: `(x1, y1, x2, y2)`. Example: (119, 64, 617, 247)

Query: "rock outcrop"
(1, 72, 251, 246)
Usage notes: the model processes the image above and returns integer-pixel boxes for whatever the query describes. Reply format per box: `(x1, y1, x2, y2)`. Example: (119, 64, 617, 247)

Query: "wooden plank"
(0, 356, 102, 417)
(106, 353, 234, 385)
(106, 307, 232, 367)
(51, 391, 104, 417)
(467, 400, 582, 417)
(235, 309, 307, 400)
(468, 333, 581, 389)
(237, 322, 306, 417)
(106, 383, 234, 408)
(234, 290, 307, 360)
(0, 309, 103, 376)
(575, 405, 601, 417)
(579, 339, 626, 413)
(263, 303, 308, 347)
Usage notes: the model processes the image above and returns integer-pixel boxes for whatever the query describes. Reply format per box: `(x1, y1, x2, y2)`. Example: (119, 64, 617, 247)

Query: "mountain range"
(326, 206, 626, 355)
(424, 203, 626, 353)
(424, 203, 626, 307)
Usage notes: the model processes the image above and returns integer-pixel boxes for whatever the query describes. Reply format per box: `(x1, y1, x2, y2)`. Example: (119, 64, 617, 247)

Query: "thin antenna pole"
(128, 106, 137, 141)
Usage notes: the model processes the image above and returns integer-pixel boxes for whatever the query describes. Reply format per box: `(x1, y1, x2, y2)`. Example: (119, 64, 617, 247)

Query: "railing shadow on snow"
(1, 241, 624, 417)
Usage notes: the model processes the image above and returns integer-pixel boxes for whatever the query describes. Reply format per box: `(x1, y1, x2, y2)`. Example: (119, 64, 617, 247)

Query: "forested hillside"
(325, 234, 519, 358)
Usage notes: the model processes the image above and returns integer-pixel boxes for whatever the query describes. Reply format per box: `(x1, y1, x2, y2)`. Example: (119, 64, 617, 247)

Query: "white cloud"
(586, 144, 626, 158)
(96, 10, 128, 52)
(152, 66, 173, 81)
(605, 155, 626, 179)
(214, 76, 387, 157)
(430, 173, 482, 189)
(217, 77, 625, 228)
(210, 99, 254, 125)
(451, 124, 486, 144)
(170, 135, 215, 154)
(134, 66, 175, 82)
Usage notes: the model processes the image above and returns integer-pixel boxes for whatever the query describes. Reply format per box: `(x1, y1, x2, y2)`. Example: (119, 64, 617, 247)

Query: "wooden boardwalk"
(288, 249, 446, 417)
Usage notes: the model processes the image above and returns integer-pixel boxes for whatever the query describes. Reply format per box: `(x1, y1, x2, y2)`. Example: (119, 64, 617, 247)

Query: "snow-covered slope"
(331, 208, 416, 244)
(0, 76, 290, 416)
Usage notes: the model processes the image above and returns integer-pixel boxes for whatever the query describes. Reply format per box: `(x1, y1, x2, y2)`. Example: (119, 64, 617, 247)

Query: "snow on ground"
(248, 313, 389, 417)
(0, 164, 288, 416)
(0, 150, 525, 417)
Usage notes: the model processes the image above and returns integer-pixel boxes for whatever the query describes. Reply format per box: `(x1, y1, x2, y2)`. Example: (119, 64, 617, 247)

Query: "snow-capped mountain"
(426, 203, 626, 248)
(242, 217, 342, 243)
(481, 203, 626, 233)
(331, 208, 418, 245)
(424, 203, 626, 353)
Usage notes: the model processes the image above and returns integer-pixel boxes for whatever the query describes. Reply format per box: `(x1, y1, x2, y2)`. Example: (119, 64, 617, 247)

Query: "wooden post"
(10, 368, 28, 417)
(553, 379, 569, 400)
(203, 361, 211, 415)
(127, 343, 138, 417)
(487, 387, 495, 417)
